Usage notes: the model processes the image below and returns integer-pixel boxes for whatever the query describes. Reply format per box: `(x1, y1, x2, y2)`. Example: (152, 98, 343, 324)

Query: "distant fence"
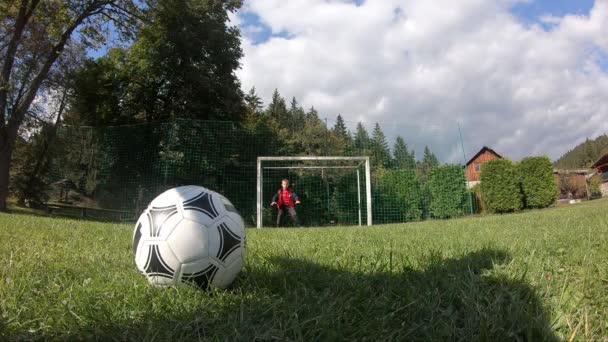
(39, 119, 474, 226)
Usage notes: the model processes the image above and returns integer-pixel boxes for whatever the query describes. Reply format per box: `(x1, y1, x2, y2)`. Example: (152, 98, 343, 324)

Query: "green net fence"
(40, 119, 477, 226)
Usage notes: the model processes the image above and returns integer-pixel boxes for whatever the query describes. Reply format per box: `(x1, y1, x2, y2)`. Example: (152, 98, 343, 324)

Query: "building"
(553, 169, 593, 200)
(465, 146, 502, 188)
(591, 153, 608, 197)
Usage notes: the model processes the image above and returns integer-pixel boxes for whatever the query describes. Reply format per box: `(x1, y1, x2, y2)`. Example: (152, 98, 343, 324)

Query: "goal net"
(257, 157, 371, 228)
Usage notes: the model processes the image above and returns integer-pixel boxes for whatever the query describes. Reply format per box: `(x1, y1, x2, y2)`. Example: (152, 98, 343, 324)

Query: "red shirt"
(277, 189, 296, 208)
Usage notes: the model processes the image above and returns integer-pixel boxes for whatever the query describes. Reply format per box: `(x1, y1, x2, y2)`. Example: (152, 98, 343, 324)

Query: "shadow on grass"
(14, 248, 557, 341)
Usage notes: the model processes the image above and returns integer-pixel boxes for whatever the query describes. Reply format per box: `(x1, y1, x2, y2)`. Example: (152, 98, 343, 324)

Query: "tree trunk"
(0, 143, 13, 211)
(0, 122, 18, 211)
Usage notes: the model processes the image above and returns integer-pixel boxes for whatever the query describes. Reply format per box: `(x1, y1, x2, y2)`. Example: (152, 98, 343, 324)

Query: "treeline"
(242, 88, 441, 173)
(5, 0, 470, 225)
(554, 134, 608, 169)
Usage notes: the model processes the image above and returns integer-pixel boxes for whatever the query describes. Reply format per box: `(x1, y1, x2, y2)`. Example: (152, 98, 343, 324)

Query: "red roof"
(466, 146, 503, 166)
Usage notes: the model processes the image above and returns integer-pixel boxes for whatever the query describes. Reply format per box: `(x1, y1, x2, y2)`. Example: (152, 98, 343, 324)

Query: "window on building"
(474, 162, 481, 173)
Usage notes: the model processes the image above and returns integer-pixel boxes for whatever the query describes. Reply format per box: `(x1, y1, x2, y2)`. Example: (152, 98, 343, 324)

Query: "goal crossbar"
(263, 166, 361, 170)
(256, 156, 372, 228)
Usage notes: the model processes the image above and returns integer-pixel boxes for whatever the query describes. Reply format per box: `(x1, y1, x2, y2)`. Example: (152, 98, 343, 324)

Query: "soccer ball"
(132, 185, 245, 290)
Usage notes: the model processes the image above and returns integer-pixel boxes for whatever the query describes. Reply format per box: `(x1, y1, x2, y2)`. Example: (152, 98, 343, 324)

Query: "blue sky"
(510, 0, 595, 25)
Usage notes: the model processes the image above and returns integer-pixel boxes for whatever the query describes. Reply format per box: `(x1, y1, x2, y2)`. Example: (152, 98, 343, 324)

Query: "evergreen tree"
(242, 87, 263, 130)
(297, 114, 328, 156)
(288, 97, 306, 132)
(306, 106, 320, 121)
(267, 89, 289, 126)
(333, 115, 349, 139)
(353, 122, 370, 151)
(393, 136, 415, 169)
(371, 123, 391, 167)
(244, 87, 263, 114)
(332, 114, 352, 155)
(418, 146, 440, 180)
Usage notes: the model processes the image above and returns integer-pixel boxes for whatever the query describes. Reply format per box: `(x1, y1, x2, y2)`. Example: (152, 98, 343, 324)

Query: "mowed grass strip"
(1, 199, 607, 341)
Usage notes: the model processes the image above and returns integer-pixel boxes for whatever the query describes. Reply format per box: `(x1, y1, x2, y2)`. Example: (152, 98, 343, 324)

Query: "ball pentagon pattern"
(132, 186, 245, 290)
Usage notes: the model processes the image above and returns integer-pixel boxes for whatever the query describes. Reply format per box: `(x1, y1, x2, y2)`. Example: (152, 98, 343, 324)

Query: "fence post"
(458, 123, 474, 215)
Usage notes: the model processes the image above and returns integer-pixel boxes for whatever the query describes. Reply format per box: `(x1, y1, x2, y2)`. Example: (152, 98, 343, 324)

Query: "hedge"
(373, 169, 422, 223)
(480, 159, 523, 213)
(518, 156, 556, 208)
(427, 165, 467, 218)
(470, 183, 487, 214)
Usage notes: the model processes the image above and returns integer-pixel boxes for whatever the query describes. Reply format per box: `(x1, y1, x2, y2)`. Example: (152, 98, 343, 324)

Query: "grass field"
(1, 199, 607, 341)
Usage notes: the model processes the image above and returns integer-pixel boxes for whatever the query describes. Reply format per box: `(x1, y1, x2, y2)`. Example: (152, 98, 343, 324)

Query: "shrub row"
(374, 165, 467, 222)
(480, 157, 555, 213)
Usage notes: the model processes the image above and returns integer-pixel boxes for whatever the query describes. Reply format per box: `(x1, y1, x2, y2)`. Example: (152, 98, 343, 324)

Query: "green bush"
(588, 175, 603, 199)
(427, 165, 467, 218)
(373, 169, 422, 223)
(470, 183, 486, 214)
(518, 156, 556, 208)
(480, 159, 523, 213)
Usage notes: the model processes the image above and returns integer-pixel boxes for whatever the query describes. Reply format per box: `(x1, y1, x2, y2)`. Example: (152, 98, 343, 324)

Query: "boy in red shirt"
(270, 179, 302, 227)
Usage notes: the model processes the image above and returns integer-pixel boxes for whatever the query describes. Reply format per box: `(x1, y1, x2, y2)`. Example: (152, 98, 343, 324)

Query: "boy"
(270, 179, 302, 227)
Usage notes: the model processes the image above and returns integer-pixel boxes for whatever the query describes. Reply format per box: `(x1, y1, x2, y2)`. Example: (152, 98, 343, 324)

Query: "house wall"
(554, 173, 588, 199)
(465, 151, 501, 182)
(600, 182, 608, 197)
(596, 163, 608, 197)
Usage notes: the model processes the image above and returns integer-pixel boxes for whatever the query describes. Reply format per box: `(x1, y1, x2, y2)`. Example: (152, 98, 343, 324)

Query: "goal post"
(256, 156, 372, 228)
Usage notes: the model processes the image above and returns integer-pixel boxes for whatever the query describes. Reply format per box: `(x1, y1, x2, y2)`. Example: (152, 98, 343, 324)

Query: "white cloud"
(236, 0, 608, 162)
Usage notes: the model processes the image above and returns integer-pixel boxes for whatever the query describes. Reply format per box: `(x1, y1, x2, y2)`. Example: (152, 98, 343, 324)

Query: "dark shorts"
(277, 206, 301, 227)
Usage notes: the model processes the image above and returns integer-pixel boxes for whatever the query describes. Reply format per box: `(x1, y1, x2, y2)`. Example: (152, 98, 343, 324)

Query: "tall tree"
(242, 86, 263, 130)
(66, 48, 131, 126)
(333, 114, 349, 139)
(393, 136, 415, 169)
(331, 114, 352, 155)
(353, 122, 370, 151)
(288, 96, 305, 132)
(0, 0, 139, 211)
(244, 86, 263, 114)
(120, 0, 244, 122)
(306, 106, 320, 121)
(371, 123, 391, 167)
(267, 89, 288, 125)
(418, 145, 440, 180)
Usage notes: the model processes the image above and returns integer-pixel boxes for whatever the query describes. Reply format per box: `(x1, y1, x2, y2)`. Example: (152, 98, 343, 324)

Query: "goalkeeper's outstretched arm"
(270, 192, 278, 206)
(292, 192, 300, 204)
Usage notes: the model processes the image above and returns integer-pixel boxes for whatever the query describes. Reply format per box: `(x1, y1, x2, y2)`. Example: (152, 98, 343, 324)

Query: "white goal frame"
(256, 156, 372, 228)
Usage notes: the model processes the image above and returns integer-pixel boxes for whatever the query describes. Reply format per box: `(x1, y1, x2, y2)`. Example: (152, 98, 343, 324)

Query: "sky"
(229, 0, 608, 163)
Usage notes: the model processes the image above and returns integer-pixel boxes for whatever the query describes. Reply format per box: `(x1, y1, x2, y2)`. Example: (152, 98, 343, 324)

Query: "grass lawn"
(1, 199, 607, 341)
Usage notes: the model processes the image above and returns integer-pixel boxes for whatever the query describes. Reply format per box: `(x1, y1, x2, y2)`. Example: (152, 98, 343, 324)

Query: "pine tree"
(288, 97, 306, 132)
(242, 87, 263, 130)
(371, 123, 391, 167)
(418, 145, 439, 180)
(332, 114, 352, 155)
(333, 114, 349, 139)
(267, 89, 288, 125)
(353, 122, 370, 151)
(244, 87, 263, 114)
(393, 136, 415, 169)
(306, 106, 320, 121)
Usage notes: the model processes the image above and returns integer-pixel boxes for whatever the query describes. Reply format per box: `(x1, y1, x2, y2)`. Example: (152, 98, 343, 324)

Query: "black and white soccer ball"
(132, 185, 245, 290)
